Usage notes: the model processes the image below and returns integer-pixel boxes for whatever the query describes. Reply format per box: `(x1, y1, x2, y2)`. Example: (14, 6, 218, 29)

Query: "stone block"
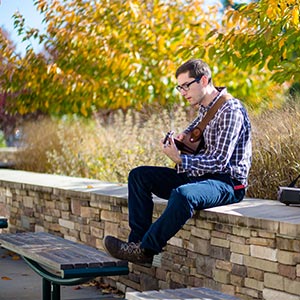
(187, 237, 210, 255)
(244, 277, 263, 291)
(196, 255, 215, 277)
(284, 277, 300, 295)
(211, 237, 230, 248)
(170, 272, 189, 285)
(215, 260, 232, 272)
(23, 196, 34, 208)
(228, 234, 246, 244)
(81, 206, 99, 219)
(104, 221, 119, 236)
(232, 264, 247, 277)
(210, 245, 231, 260)
(247, 237, 275, 247)
(236, 286, 259, 298)
(21, 215, 35, 230)
(191, 227, 211, 239)
(101, 210, 122, 222)
(195, 219, 214, 230)
(230, 242, 250, 255)
(175, 229, 191, 240)
(230, 274, 244, 286)
(277, 250, 300, 265)
(244, 256, 278, 272)
(91, 226, 103, 238)
(58, 218, 75, 230)
(247, 267, 264, 281)
(264, 273, 284, 290)
(71, 199, 82, 215)
(263, 288, 300, 300)
(155, 268, 167, 281)
(140, 273, 159, 291)
(278, 264, 296, 280)
(221, 284, 236, 296)
(169, 236, 183, 248)
(213, 269, 230, 284)
(297, 264, 300, 277)
(56, 201, 70, 211)
(277, 237, 300, 252)
(280, 223, 300, 237)
(214, 223, 232, 233)
(232, 226, 251, 238)
(250, 245, 277, 261)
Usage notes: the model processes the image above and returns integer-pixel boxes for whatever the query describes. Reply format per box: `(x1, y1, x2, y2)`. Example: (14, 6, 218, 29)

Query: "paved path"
(0, 247, 124, 300)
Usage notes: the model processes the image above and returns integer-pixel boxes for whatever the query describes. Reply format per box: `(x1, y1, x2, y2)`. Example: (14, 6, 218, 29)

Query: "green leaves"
(1, 0, 298, 116)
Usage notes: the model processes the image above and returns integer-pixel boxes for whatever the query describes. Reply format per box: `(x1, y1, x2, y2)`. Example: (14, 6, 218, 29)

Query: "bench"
(0, 216, 8, 228)
(126, 287, 240, 300)
(0, 232, 129, 300)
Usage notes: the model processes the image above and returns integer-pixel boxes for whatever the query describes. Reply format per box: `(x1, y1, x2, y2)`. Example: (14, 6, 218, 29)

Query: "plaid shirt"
(177, 88, 252, 186)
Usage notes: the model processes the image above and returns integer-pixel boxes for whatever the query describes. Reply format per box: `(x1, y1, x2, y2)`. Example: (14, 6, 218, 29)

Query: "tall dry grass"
(15, 104, 300, 200)
(248, 106, 300, 199)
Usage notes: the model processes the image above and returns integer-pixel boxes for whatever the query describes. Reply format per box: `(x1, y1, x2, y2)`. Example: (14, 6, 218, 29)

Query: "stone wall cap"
(0, 169, 128, 198)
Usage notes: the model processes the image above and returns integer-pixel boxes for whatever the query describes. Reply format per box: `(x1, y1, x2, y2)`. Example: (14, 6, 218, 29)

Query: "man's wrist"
(175, 156, 182, 165)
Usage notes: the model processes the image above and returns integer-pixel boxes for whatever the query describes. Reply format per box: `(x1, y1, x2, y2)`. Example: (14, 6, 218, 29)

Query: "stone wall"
(1, 169, 300, 300)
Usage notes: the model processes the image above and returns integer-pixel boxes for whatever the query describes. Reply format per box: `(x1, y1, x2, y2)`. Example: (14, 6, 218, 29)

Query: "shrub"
(248, 106, 300, 199)
(15, 105, 300, 200)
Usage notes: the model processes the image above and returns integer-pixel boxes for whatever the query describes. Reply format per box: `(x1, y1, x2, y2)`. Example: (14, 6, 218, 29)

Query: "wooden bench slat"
(126, 287, 240, 300)
(0, 232, 128, 272)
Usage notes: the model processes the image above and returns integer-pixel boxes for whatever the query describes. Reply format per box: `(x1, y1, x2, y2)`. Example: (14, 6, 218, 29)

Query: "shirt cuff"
(177, 154, 190, 173)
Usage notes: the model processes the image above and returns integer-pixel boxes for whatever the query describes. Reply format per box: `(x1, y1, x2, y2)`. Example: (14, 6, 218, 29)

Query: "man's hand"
(161, 135, 182, 164)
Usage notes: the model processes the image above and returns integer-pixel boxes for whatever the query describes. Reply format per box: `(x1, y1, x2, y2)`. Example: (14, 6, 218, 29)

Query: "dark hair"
(175, 59, 212, 83)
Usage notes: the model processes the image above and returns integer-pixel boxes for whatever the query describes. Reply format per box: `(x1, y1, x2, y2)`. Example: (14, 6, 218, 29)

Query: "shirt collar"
(199, 87, 227, 112)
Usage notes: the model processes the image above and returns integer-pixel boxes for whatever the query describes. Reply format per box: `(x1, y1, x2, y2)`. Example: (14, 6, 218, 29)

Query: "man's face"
(176, 72, 205, 108)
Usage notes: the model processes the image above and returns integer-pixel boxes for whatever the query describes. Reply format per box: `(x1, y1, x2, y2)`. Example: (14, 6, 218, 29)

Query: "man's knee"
(170, 188, 194, 216)
(128, 166, 146, 182)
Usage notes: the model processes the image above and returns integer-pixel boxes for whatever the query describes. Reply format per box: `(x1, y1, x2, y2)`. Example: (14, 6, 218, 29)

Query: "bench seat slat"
(0, 232, 128, 273)
(126, 287, 240, 300)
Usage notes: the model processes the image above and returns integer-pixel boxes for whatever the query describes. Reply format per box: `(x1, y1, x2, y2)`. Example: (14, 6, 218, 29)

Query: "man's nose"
(180, 89, 188, 95)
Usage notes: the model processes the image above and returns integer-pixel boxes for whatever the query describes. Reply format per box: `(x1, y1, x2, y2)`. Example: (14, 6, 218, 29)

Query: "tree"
(1, 0, 221, 116)
(0, 28, 20, 144)
(205, 0, 300, 83)
(0, 0, 287, 116)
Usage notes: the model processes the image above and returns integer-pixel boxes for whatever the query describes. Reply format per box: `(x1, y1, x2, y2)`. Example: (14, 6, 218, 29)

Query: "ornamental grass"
(15, 103, 300, 200)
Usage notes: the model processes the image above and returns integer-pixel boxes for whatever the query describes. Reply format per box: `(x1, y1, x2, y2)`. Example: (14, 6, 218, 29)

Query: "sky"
(0, 0, 46, 55)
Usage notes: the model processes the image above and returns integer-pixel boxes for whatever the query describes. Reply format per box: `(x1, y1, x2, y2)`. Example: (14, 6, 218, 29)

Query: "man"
(103, 58, 252, 267)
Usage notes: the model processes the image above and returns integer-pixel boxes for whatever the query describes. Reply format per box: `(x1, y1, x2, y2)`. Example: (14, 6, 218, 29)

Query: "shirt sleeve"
(177, 107, 244, 174)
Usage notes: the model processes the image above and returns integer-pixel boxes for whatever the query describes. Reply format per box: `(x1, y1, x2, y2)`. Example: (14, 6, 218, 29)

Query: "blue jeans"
(128, 166, 245, 254)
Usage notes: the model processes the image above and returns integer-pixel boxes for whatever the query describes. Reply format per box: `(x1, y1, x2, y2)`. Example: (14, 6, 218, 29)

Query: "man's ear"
(200, 75, 210, 86)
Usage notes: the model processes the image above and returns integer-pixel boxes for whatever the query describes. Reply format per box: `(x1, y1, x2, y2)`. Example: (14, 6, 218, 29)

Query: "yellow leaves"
(80, 105, 88, 117)
(1, 0, 292, 116)
(1, 276, 12, 280)
(47, 63, 61, 75)
(128, 1, 140, 19)
(278, 37, 286, 49)
(35, 0, 48, 12)
(291, 6, 299, 26)
(266, 0, 300, 26)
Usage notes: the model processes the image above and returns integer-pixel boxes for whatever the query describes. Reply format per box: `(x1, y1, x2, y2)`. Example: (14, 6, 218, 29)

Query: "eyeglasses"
(176, 77, 201, 92)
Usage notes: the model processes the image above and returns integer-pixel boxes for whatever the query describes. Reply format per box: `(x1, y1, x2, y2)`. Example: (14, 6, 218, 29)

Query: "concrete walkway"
(0, 247, 124, 300)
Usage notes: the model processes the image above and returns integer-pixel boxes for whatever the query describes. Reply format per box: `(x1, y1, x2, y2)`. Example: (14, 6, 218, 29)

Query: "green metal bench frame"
(0, 217, 8, 229)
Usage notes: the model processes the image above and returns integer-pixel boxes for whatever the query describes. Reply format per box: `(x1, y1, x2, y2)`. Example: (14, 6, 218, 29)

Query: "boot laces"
(121, 242, 142, 255)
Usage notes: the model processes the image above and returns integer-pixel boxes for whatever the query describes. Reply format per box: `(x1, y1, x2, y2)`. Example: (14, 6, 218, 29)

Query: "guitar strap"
(190, 93, 233, 142)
